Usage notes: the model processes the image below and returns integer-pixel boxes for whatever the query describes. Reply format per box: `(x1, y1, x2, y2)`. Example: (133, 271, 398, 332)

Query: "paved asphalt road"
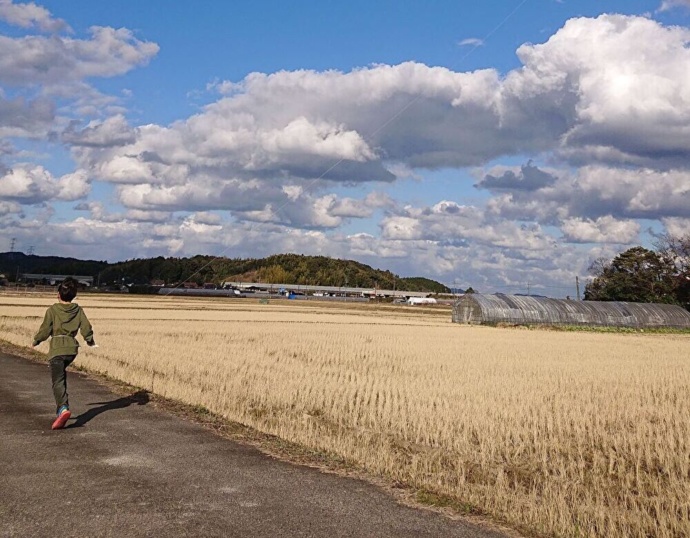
(1, 351, 511, 538)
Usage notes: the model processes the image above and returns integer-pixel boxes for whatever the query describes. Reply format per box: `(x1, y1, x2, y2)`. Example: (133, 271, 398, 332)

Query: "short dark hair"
(58, 277, 79, 302)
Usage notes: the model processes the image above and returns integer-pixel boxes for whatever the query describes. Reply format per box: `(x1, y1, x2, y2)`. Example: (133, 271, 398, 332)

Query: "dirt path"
(0, 351, 510, 538)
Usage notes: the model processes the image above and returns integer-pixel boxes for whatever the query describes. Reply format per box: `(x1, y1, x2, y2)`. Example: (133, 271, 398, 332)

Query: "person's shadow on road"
(67, 390, 150, 428)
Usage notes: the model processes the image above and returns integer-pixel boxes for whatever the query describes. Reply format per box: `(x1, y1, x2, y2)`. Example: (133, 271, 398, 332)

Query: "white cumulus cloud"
(0, 26, 159, 87)
(0, 164, 90, 203)
(0, 0, 70, 32)
(561, 216, 640, 244)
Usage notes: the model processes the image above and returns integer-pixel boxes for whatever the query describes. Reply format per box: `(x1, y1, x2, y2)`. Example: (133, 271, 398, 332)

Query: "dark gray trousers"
(50, 355, 75, 414)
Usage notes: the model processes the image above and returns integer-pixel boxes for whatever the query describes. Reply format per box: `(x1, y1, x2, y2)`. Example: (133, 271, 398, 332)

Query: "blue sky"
(2, 0, 690, 295)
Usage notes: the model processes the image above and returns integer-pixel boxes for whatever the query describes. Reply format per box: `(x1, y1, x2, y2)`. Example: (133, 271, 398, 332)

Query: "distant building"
(19, 273, 94, 286)
(407, 297, 438, 305)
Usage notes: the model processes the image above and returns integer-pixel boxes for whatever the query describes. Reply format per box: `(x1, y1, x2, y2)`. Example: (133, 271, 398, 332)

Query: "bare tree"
(654, 232, 690, 274)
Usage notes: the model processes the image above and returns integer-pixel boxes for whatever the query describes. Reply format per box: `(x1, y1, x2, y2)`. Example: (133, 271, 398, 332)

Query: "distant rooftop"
(19, 273, 94, 285)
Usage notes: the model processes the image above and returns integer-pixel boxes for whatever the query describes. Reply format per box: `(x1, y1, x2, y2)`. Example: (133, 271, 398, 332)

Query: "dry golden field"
(2, 293, 690, 538)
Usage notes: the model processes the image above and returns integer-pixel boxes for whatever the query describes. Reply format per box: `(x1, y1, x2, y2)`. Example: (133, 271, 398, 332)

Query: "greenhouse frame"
(452, 293, 690, 329)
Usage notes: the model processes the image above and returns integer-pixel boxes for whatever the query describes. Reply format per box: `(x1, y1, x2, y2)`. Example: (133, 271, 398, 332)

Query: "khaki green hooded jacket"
(32, 303, 95, 359)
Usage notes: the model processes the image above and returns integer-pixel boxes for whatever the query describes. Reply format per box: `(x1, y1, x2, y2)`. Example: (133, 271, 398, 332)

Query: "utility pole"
(527, 281, 530, 296)
(9, 238, 17, 266)
(576, 276, 581, 301)
(27, 246, 34, 256)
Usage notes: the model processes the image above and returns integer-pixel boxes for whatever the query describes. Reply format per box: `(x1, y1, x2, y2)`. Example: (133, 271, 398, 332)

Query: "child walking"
(32, 277, 96, 430)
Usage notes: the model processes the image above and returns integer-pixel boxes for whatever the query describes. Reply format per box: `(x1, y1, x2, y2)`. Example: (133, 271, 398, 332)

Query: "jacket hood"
(53, 302, 80, 324)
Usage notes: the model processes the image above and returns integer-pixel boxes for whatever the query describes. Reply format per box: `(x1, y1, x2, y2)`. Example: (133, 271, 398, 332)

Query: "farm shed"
(452, 293, 690, 329)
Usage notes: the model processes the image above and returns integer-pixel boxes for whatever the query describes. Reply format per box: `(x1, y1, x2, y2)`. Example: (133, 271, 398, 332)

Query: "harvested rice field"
(2, 293, 689, 538)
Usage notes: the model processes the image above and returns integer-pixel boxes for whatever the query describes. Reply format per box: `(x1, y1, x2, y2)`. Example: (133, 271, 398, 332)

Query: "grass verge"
(494, 322, 690, 334)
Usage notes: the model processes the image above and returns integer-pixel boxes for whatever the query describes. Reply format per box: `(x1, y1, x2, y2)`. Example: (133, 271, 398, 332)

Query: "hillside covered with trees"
(0, 252, 450, 293)
(0, 252, 109, 280)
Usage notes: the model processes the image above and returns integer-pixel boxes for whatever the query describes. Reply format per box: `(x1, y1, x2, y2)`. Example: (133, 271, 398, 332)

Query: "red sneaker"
(51, 408, 71, 430)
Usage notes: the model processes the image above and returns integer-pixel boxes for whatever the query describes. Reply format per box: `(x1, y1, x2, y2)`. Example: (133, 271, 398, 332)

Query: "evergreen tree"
(584, 246, 679, 304)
